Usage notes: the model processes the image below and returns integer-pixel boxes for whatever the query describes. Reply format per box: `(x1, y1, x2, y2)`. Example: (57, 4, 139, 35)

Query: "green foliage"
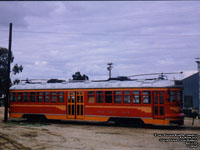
(12, 64, 23, 75)
(0, 47, 23, 90)
(13, 79, 20, 85)
(72, 71, 89, 81)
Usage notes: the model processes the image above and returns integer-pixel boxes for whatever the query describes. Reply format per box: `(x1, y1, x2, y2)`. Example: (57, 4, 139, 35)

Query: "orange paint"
(10, 104, 66, 111)
(9, 113, 23, 118)
(85, 105, 151, 113)
(84, 116, 109, 122)
(45, 115, 67, 120)
(170, 107, 180, 112)
(142, 118, 170, 125)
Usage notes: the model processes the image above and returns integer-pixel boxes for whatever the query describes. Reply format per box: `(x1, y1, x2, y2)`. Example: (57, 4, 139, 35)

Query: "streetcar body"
(9, 79, 184, 125)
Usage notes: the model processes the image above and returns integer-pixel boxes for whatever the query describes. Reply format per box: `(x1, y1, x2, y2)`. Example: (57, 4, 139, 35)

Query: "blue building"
(182, 72, 199, 111)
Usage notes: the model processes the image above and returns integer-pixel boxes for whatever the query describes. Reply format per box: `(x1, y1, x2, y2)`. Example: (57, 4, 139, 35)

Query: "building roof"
(10, 79, 181, 90)
(182, 72, 199, 81)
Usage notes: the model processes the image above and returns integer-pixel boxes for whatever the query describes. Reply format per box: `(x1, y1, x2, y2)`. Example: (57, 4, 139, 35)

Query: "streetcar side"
(9, 87, 184, 125)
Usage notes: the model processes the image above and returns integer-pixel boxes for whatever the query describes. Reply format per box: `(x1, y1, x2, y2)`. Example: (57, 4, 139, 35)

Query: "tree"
(72, 71, 89, 81)
(0, 47, 23, 94)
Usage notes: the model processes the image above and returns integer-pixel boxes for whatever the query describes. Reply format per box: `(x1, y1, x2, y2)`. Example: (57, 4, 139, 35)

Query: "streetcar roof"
(10, 79, 182, 90)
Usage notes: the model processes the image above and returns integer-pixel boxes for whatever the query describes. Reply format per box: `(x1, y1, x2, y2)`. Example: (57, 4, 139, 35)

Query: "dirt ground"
(0, 107, 199, 150)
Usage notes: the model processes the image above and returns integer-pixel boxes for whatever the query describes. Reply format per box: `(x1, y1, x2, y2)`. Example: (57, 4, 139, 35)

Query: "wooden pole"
(4, 23, 12, 122)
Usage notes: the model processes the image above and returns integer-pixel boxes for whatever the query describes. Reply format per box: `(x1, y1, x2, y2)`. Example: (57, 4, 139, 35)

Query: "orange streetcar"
(9, 79, 184, 125)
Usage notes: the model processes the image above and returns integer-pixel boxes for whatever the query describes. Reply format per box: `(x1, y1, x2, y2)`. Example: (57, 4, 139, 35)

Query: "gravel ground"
(0, 107, 199, 150)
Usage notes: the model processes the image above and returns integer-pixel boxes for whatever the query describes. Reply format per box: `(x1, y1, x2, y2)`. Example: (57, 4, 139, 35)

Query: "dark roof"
(182, 72, 199, 81)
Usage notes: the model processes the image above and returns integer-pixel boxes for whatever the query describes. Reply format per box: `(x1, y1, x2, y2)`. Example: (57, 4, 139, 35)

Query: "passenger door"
(153, 91, 165, 119)
(67, 91, 84, 119)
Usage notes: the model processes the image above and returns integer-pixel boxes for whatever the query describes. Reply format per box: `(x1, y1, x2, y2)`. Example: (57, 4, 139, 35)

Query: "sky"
(0, 1, 200, 81)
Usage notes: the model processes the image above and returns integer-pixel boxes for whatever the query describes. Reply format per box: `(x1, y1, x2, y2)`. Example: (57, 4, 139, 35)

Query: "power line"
(0, 29, 200, 36)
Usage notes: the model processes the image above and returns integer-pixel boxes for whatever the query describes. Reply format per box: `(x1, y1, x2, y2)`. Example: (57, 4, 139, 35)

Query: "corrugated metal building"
(182, 72, 199, 110)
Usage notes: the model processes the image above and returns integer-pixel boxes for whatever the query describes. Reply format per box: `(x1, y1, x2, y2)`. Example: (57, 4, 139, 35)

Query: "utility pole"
(195, 58, 200, 117)
(107, 62, 113, 79)
(4, 23, 12, 122)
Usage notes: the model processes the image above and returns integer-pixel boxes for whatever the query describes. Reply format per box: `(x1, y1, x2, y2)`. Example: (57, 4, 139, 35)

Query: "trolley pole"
(4, 23, 12, 122)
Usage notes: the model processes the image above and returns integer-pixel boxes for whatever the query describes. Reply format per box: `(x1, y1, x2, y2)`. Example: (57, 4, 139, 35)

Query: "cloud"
(0, 1, 200, 81)
(0, 2, 59, 27)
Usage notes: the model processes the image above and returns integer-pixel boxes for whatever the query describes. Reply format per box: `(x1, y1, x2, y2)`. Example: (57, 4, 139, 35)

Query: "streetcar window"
(114, 91, 121, 103)
(133, 91, 140, 104)
(124, 95, 131, 103)
(58, 92, 64, 103)
(58, 92, 64, 95)
(123, 91, 131, 103)
(155, 106, 158, 115)
(37, 92, 43, 102)
(68, 95, 71, 103)
(30, 92, 35, 102)
(143, 91, 151, 104)
(155, 96, 158, 104)
(51, 92, 57, 103)
(51, 92, 56, 95)
(10, 93, 16, 102)
(17, 92, 22, 102)
(88, 91, 95, 103)
(133, 91, 140, 95)
(124, 91, 130, 95)
(44, 92, 49, 102)
(160, 91, 164, 104)
(58, 96, 64, 102)
(88, 91, 94, 95)
(160, 96, 164, 104)
(105, 91, 112, 103)
(24, 92, 29, 102)
(133, 95, 140, 103)
(160, 106, 164, 115)
(177, 91, 181, 102)
(169, 91, 175, 102)
(160, 91, 164, 95)
(96, 91, 103, 103)
(115, 96, 121, 103)
(115, 91, 121, 94)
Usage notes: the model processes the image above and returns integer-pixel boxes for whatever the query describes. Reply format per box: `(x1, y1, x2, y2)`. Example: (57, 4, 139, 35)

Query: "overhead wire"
(0, 7, 199, 37)
(0, 29, 200, 36)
